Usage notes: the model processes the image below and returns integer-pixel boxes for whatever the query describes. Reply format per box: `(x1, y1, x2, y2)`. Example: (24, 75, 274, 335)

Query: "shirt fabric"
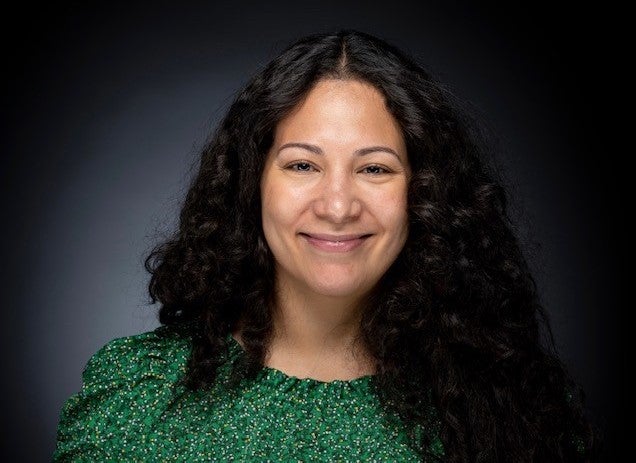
(53, 324, 445, 462)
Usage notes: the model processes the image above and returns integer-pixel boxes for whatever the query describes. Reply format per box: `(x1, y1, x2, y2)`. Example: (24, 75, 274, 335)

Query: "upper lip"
(301, 233, 371, 241)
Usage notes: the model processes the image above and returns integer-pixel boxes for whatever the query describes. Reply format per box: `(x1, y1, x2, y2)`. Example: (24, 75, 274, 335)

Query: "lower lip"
(302, 234, 369, 252)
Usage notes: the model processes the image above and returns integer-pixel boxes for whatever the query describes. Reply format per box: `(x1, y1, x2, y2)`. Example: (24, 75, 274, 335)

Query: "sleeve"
(51, 328, 189, 462)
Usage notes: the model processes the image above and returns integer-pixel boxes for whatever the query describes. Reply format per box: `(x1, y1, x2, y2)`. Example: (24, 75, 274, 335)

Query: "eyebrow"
(277, 142, 402, 160)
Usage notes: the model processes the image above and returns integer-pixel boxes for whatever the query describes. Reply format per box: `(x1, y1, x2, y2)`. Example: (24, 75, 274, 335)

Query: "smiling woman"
(52, 29, 599, 462)
(258, 79, 411, 380)
(269, 85, 405, 289)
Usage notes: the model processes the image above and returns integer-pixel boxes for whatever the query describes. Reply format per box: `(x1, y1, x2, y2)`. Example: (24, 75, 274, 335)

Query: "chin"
(307, 279, 368, 299)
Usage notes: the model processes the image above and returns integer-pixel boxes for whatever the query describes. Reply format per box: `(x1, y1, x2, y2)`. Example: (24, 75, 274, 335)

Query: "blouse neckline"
(225, 332, 375, 392)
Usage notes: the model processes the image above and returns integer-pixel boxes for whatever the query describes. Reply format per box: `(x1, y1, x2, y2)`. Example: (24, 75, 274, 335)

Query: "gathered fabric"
(53, 325, 444, 462)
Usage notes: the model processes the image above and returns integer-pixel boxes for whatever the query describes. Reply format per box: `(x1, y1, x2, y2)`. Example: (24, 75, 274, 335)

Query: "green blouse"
(53, 325, 445, 462)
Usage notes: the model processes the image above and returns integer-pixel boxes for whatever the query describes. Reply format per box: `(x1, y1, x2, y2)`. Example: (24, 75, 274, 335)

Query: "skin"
(237, 78, 410, 381)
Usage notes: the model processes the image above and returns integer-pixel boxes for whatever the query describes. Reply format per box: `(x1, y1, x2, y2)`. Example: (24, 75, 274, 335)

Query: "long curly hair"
(144, 29, 600, 462)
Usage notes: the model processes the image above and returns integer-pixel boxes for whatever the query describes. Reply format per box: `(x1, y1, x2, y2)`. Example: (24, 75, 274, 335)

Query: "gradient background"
(2, 2, 624, 461)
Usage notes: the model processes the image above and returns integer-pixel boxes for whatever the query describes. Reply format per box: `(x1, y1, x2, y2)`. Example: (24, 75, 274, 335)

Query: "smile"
(300, 233, 372, 253)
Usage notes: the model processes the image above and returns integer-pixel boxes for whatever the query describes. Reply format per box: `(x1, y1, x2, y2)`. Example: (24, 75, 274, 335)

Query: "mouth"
(299, 233, 373, 253)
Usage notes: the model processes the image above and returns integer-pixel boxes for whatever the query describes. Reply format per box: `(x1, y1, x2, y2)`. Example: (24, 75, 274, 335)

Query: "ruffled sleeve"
(52, 326, 191, 462)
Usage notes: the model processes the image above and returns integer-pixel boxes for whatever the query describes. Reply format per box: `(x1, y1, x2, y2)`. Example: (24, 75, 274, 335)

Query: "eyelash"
(285, 162, 391, 175)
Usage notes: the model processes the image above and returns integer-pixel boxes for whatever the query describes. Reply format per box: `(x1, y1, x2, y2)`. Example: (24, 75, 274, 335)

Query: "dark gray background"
(2, 1, 623, 461)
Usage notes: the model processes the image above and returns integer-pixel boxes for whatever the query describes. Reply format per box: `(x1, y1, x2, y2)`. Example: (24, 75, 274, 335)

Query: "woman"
(53, 29, 599, 462)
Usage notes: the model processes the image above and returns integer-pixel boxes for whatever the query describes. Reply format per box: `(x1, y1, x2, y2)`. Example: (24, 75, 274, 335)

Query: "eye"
(361, 165, 391, 175)
(286, 162, 316, 172)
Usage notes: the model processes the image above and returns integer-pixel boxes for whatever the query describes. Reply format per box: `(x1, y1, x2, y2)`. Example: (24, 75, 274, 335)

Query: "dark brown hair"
(145, 29, 600, 461)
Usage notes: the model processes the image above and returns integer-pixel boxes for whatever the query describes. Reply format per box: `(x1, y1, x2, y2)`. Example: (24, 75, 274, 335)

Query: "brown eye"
(287, 162, 315, 172)
(362, 165, 390, 175)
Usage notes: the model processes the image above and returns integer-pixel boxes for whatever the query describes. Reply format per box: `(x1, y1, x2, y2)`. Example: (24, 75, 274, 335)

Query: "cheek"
(261, 178, 303, 231)
(371, 188, 409, 234)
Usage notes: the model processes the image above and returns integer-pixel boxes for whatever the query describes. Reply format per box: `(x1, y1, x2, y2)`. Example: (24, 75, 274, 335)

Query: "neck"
(261, 271, 376, 380)
(271, 271, 369, 354)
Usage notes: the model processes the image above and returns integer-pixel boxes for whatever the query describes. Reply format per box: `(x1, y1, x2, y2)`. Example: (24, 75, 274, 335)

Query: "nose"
(312, 170, 362, 224)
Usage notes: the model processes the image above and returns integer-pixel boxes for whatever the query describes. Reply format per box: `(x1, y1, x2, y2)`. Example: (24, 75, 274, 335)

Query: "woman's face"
(260, 78, 410, 301)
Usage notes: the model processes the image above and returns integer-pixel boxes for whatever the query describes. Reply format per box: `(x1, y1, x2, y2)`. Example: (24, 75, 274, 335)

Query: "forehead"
(272, 79, 405, 149)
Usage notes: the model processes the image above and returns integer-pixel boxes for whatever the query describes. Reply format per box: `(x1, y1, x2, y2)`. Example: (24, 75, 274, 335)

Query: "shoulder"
(81, 324, 193, 387)
(53, 324, 195, 461)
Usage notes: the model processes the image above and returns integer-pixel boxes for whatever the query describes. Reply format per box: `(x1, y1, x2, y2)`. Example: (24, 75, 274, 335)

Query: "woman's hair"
(145, 29, 600, 461)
